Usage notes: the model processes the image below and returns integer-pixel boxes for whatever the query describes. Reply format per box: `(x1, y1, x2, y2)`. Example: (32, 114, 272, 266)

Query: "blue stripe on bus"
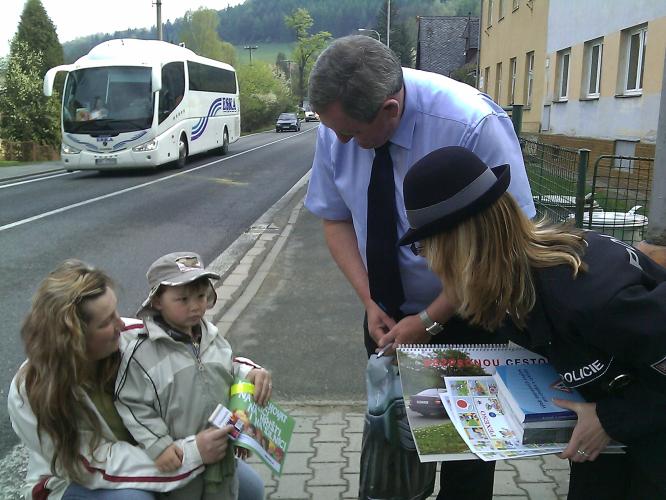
(192, 98, 222, 140)
(113, 131, 147, 151)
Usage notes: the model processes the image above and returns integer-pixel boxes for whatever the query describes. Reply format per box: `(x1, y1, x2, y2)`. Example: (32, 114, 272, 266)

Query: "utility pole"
(154, 0, 163, 41)
(244, 45, 258, 66)
(386, 0, 390, 48)
(645, 50, 666, 245)
(636, 49, 666, 266)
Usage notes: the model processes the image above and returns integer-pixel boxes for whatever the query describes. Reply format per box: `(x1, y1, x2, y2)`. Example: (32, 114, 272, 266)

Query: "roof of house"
(416, 16, 480, 77)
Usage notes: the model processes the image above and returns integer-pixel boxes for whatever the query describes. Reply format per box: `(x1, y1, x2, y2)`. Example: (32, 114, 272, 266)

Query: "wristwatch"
(419, 310, 444, 336)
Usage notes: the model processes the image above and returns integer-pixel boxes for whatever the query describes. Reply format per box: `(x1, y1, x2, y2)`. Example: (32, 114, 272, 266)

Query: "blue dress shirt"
(305, 68, 536, 314)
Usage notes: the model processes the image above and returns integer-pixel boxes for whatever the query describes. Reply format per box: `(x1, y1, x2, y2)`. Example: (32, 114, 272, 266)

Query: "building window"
(556, 48, 571, 101)
(495, 62, 503, 104)
(487, 0, 494, 27)
(512, 0, 519, 10)
(509, 57, 517, 104)
(525, 51, 534, 107)
(484, 66, 490, 93)
(583, 38, 603, 98)
(620, 25, 647, 94)
(499, 0, 505, 20)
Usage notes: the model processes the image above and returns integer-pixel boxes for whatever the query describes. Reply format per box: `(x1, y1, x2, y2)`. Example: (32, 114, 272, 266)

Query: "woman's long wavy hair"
(424, 194, 588, 331)
(17, 259, 120, 482)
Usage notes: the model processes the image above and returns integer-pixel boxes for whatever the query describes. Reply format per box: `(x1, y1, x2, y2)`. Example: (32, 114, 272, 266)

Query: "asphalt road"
(0, 122, 319, 455)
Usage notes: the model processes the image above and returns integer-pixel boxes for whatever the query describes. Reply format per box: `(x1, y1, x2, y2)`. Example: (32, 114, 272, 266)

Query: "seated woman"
(8, 260, 235, 499)
(394, 146, 666, 500)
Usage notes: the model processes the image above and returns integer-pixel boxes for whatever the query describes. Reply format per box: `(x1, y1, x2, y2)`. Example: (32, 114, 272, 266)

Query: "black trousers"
(568, 442, 666, 500)
(363, 313, 500, 500)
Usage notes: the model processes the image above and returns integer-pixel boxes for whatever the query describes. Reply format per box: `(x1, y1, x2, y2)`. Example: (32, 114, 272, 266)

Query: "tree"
(180, 8, 237, 66)
(13, 0, 63, 78)
(374, 1, 414, 67)
(284, 8, 331, 107)
(237, 61, 295, 132)
(0, 40, 60, 146)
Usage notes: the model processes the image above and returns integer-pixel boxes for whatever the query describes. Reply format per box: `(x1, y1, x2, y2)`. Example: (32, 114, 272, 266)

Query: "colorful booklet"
(209, 379, 295, 476)
(442, 375, 569, 461)
(395, 343, 548, 461)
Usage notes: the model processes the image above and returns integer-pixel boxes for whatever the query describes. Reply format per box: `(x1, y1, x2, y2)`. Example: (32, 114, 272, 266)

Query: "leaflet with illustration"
(224, 379, 295, 476)
(395, 343, 548, 462)
(442, 376, 568, 461)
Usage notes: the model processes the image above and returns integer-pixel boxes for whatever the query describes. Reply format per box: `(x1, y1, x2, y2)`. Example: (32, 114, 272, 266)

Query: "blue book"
(493, 363, 585, 426)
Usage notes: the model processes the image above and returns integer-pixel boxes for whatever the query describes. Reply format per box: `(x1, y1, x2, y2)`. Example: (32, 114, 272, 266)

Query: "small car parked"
(276, 112, 301, 132)
(408, 388, 447, 417)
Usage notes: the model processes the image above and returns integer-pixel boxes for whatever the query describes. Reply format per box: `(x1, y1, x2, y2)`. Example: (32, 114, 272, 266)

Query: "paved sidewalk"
(243, 405, 570, 500)
(0, 161, 63, 181)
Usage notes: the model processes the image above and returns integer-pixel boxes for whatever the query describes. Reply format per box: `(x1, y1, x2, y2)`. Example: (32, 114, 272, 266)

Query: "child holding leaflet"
(115, 252, 271, 500)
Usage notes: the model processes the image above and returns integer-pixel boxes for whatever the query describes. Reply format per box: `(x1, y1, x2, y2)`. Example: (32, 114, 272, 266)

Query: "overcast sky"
(2, 0, 245, 58)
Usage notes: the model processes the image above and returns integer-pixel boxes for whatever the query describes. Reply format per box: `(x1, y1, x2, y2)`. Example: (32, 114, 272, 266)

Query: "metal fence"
(523, 137, 653, 246)
(583, 155, 653, 245)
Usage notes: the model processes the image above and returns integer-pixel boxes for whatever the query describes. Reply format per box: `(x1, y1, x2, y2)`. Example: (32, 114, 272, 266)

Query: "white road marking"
(0, 130, 313, 233)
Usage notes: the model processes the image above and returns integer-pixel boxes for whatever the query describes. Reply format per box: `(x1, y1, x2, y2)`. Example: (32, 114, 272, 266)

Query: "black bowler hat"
(398, 146, 511, 246)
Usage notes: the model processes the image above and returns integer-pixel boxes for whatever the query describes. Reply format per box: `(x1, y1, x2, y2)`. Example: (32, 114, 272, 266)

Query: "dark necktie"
(366, 142, 405, 320)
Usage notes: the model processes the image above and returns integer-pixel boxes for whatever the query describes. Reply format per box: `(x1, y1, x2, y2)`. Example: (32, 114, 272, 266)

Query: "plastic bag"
(359, 355, 436, 500)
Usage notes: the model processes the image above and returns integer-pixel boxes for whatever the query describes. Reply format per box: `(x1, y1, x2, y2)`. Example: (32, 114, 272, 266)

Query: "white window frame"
(583, 39, 603, 98)
(499, 0, 505, 20)
(557, 48, 571, 101)
(487, 0, 494, 27)
(484, 66, 490, 93)
(512, 0, 519, 10)
(622, 25, 647, 94)
(495, 62, 503, 104)
(525, 51, 534, 107)
(509, 57, 517, 104)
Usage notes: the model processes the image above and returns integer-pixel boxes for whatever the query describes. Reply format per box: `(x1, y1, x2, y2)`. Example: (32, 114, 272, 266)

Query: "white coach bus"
(44, 39, 240, 170)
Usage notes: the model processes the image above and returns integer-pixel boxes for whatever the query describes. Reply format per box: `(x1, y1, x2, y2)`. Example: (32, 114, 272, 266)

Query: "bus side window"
(159, 62, 185, 124)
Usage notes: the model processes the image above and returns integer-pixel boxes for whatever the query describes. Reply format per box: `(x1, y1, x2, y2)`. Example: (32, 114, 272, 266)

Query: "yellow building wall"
(479, 0, 549, 134)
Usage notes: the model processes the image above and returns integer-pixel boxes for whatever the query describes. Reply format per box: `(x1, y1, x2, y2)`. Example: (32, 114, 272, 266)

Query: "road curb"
(0, 168, 65, 183)
(206, 171, 311, 328)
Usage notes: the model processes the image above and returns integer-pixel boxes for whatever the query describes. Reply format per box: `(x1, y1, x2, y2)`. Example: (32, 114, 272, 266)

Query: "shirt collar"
(389, 70, 417, 150)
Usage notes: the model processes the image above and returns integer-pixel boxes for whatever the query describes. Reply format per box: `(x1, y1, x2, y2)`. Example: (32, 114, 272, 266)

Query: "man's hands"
(555, 400, 611, 462)
(247, 368, 272, 406)
(195, 425, 234, 464)
(370, 304, 429, 357)
(155, 443, 183, 472)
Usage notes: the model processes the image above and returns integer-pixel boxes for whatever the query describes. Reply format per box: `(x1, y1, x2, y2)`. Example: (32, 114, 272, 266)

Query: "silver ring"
(576, 449, 588, 456)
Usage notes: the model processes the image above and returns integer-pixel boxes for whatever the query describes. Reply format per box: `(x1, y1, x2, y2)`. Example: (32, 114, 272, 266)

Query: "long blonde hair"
(425, 194, 587, 331)
(18, 259, 119, 482)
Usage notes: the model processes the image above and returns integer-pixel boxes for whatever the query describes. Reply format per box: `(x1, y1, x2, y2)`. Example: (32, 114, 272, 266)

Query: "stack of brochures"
(493, 364, 583, 444)
(396, 343, 624, 462)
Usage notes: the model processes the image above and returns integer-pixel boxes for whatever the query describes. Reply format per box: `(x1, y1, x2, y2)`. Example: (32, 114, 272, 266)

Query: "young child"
(115, 252, 271, 500)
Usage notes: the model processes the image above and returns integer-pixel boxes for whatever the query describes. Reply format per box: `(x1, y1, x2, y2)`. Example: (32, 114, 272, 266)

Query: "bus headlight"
(133, 139, 158, 152)
(62, 143, 81, 154)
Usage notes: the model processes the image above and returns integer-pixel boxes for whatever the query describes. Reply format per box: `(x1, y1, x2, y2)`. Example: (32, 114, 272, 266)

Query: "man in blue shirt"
(305, 35, 536, 499)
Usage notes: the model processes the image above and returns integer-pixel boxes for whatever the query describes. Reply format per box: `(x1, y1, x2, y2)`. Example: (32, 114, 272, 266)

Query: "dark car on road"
(276, 112, 301, 132)
(409, 388, 447, 417)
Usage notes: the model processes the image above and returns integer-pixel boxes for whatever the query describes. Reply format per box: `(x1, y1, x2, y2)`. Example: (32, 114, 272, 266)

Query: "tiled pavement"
(246, 404, 570, 500)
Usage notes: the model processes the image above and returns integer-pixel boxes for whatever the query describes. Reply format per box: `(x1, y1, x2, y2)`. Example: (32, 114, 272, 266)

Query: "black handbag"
(359, 355, 436, 500)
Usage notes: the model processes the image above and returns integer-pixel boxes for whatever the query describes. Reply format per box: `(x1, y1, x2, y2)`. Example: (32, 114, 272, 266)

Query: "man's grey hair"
(308, 35, 403, 123)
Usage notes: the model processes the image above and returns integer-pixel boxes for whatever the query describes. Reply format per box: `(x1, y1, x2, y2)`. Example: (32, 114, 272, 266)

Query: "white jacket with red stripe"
(7, 320, 205, 500)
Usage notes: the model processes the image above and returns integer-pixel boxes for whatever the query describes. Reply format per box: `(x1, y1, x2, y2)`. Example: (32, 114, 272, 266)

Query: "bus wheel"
(177, 135, 188, 168)
(221, 129, 229, 155)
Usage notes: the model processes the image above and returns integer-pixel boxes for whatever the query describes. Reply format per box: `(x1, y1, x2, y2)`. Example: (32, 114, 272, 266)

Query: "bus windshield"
(63, 66, 154, 134)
